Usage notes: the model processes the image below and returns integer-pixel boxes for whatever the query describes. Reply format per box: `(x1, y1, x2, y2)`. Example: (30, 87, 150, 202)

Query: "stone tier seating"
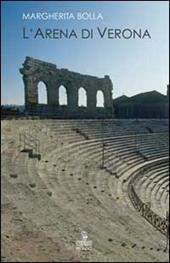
(127, 157, 169, 236)
(133, 161, 169, 217)
(2, 119, 169, 262)
(43, 118, 169, 140)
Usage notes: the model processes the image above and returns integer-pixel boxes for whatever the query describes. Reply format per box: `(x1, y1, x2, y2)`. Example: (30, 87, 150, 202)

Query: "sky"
(1, 1, 169, 105)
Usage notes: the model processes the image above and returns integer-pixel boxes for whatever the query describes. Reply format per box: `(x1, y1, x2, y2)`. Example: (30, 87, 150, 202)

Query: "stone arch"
(96, 90, 104, 107)
(58, 85, 68, 105)
(37, 81, 48, 104)
(78, 87, 87, 107)
(20, 57, 114, 118)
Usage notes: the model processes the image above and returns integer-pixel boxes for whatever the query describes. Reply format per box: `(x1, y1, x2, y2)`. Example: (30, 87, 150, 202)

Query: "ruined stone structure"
(20, 57, 113, 118)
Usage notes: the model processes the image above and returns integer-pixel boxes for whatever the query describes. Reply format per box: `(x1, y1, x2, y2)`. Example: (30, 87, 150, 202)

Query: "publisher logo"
(76, 231, 92, 251)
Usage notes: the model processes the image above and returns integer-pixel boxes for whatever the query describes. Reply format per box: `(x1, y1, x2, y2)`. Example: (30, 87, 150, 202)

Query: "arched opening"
(96, 90, 104, 107)
(38, 81, 47, 104)
(78, 87, 87, 107)
(59, 85, 67, 105)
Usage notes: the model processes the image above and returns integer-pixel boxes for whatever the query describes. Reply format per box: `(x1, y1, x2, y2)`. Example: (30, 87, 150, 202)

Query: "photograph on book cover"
(1, 0, 169, 262)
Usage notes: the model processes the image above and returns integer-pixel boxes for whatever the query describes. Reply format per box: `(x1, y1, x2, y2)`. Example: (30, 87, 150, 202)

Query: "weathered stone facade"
(20, 57, 114, 118)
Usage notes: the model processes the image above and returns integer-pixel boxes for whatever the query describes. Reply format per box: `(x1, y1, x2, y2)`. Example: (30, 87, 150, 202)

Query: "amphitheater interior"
(1, 118, 169, 262)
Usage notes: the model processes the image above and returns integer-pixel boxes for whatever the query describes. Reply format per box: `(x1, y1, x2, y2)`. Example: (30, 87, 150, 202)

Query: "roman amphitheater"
(1, 58, 169, 262)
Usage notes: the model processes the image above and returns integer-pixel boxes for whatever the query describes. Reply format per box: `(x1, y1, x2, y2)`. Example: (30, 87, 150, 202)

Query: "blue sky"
(1, 1, 169, 105)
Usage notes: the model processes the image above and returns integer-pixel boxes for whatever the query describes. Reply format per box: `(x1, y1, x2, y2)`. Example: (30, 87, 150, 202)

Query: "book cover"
(1, 1, 169, 262)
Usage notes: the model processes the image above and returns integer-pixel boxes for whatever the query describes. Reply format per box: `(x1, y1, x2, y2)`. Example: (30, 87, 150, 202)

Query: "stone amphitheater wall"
(20, 57, 114, 118)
